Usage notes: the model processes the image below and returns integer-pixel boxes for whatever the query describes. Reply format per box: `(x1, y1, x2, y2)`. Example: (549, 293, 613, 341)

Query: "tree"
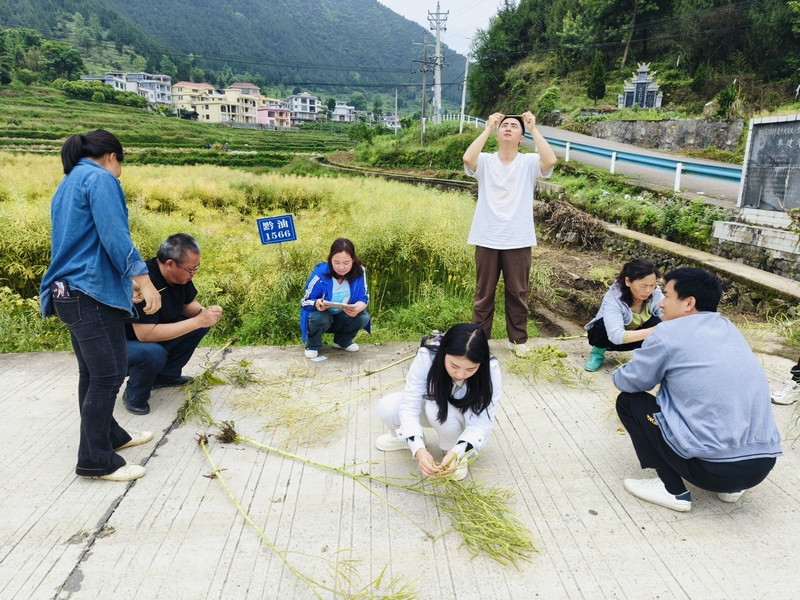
(372, 93, 384, 118)
(40, 41, 84, 80)
(190, 67, 204, 83)
(72, 13, 93, 50)
(15, 68, 37, 85)
(349, 92, 367, 111)
(691, 62, 708, 95)
(587, 52, 606, 105)
(159, 56, 177, 79)
(326, 97, 336, 118)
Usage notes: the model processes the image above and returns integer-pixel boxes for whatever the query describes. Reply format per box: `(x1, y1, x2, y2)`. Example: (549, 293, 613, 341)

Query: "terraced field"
(0, 85, 352, 166)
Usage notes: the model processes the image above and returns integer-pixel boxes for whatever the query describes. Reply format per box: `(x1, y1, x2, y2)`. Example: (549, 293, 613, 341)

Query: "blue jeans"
(305, 310, 370, 351)
(125, 326, 209, 407)
(53, 292, 132, 477)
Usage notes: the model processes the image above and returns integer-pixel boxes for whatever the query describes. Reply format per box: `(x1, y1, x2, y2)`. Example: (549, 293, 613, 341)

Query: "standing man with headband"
(463, 111, 557, 355)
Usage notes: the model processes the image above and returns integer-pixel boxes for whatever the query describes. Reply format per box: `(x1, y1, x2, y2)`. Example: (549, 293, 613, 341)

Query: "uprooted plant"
(212, 421, 538, 567)
(197, 433, 417, 599)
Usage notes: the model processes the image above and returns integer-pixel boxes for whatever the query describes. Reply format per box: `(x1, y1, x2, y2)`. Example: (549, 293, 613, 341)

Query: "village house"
(80, 72, 173, 106)
(287, 92, 320, 123)
(330, 101, 355, 123)
(257, 97, 292, 128)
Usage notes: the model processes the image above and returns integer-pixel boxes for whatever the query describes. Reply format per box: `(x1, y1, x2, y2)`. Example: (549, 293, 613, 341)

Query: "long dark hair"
(615, 259, 658, 307)
(425, 324, 494, 423)
(326, 238, 364, 284)
(61, 129, 124, 175)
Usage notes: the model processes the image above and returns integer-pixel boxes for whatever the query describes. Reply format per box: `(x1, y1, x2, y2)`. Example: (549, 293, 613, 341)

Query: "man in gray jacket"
(613, 268, 782, 512)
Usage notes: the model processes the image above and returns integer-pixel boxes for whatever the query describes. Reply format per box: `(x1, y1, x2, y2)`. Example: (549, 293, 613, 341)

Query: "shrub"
(536, 86, 561, 118)
(15, 69, 38, 85)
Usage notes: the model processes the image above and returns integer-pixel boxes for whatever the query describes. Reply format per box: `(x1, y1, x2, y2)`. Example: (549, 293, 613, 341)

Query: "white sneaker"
(117, 430, 154, 450)
(507, 341, 530, 356)
(304, 348, 318, 359)
(453, 461, 469, 481)
(375, 433, 408, 452)
(623, 477, 692, 512)
(718, 490, 746, 503)
(771, 379, 799, 405)
(90, 463, 146, 482)
(333, 342, 359, 352)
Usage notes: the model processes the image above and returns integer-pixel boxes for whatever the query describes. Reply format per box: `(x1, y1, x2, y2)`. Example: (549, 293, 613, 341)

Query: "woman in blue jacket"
(300, 238, 370, 358)
(583, 259, 663, 371)
(40, 130, 162, 482)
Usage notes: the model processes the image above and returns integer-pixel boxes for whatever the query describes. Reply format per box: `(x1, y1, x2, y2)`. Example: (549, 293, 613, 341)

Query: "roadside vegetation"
(0, 152, 538, 353)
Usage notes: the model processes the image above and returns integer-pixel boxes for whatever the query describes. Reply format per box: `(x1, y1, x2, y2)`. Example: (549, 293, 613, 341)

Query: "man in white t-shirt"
(462, 111, 556, 354)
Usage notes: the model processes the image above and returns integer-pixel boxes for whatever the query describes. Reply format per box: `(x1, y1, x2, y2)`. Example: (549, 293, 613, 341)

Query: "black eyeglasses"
(175, 261, 200, 274)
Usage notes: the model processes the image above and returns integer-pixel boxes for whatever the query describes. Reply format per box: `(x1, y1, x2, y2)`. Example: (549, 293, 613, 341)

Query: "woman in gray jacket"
(583, 259, 663, 371)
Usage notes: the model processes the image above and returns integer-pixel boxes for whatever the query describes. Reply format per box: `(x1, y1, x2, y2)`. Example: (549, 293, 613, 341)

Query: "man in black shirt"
(123, 233, 222, 414)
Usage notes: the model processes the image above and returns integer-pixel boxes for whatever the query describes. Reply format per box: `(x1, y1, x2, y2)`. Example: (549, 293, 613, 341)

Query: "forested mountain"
(468, 0, 800, 115)
(0, 0, 467, 103)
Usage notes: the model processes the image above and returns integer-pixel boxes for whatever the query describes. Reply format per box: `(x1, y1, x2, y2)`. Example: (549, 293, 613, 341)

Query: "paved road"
(1, 340, 796, 600)
(527, 125, 742, 208)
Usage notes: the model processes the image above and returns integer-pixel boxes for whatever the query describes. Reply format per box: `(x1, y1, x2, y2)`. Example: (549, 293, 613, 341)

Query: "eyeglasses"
(175, 261, 201, 274)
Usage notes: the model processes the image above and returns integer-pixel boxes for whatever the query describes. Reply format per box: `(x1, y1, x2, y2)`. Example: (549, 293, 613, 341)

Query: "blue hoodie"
(612, 312, 782, 462)
(299, 262, 370, 342)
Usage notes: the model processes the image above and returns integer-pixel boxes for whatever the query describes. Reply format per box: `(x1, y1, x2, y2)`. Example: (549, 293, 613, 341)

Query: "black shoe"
(152, 375, 193, 389)
(123, 390, 150, 415)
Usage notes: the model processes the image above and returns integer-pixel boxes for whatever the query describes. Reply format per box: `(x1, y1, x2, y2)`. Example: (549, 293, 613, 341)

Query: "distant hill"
(0, 0, 467, 103)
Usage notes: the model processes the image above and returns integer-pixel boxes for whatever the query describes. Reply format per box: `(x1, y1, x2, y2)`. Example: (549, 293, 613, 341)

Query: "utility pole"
(411, 33, 434, 146)
(394, 88, 398, 136)
(459, 54, 470, 134)
(427, 2, 448, 125)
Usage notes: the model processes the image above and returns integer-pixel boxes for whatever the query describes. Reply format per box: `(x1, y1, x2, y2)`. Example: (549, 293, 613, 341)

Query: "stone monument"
(617, 63, 663, 109)
(711, 114, 800, 281)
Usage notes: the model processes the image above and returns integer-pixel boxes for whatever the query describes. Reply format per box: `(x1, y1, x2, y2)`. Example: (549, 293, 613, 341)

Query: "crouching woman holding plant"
(583, 259, 663, 372)
(376, 324, 501, 481)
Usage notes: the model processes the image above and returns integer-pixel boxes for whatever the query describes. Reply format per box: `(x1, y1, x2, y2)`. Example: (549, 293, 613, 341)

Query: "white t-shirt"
(465, 152, 552, 249)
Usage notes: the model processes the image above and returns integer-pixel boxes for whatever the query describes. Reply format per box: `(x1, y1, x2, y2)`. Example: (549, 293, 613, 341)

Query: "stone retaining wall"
(599, 231, 797, 316)
(586, 119, 744, 151)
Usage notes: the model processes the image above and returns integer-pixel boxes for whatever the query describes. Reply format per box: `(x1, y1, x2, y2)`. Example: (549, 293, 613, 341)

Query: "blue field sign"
(257, 214, 297, 245)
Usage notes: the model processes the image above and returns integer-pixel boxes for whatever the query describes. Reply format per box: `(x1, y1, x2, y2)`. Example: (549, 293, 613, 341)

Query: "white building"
(287, 92, 319, 123)
(81, 72, 173, 106)
(330, 101, 355, 123)
(126, 73, 173, 105)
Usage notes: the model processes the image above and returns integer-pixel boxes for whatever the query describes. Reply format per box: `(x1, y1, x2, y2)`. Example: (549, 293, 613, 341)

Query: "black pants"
(616, 391, 776, 495)
(587, 316, 661, 351)
(53, 292, 132, 477)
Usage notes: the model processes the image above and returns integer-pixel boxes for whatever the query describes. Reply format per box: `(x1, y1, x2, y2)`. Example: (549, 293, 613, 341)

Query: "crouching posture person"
(375, 324, 501, 480)
(613, 268, 781, 512)
(123, 233, 222, 414)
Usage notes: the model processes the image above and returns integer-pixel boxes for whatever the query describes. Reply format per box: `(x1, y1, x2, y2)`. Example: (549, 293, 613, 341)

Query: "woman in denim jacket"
(40, 130, 161, 482)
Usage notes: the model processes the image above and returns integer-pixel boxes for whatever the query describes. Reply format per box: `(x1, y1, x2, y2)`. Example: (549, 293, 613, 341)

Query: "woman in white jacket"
(583, 259, 664, 371)
(375, 324, 501, 480)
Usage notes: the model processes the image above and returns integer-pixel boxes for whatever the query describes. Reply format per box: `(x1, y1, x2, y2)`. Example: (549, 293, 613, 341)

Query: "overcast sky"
(377, 0, 501, 57)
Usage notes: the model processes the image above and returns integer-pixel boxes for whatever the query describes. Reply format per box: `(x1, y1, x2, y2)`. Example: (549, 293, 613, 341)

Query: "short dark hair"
(663, 267, 722, 312)
(500, 115, 525, 130)
(425, 324, 494, 423)
(326, 238, 364, 284)
(61, 129, 124, 175)
(615, 259, 658, 307)
(157, 233, 201, 264)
